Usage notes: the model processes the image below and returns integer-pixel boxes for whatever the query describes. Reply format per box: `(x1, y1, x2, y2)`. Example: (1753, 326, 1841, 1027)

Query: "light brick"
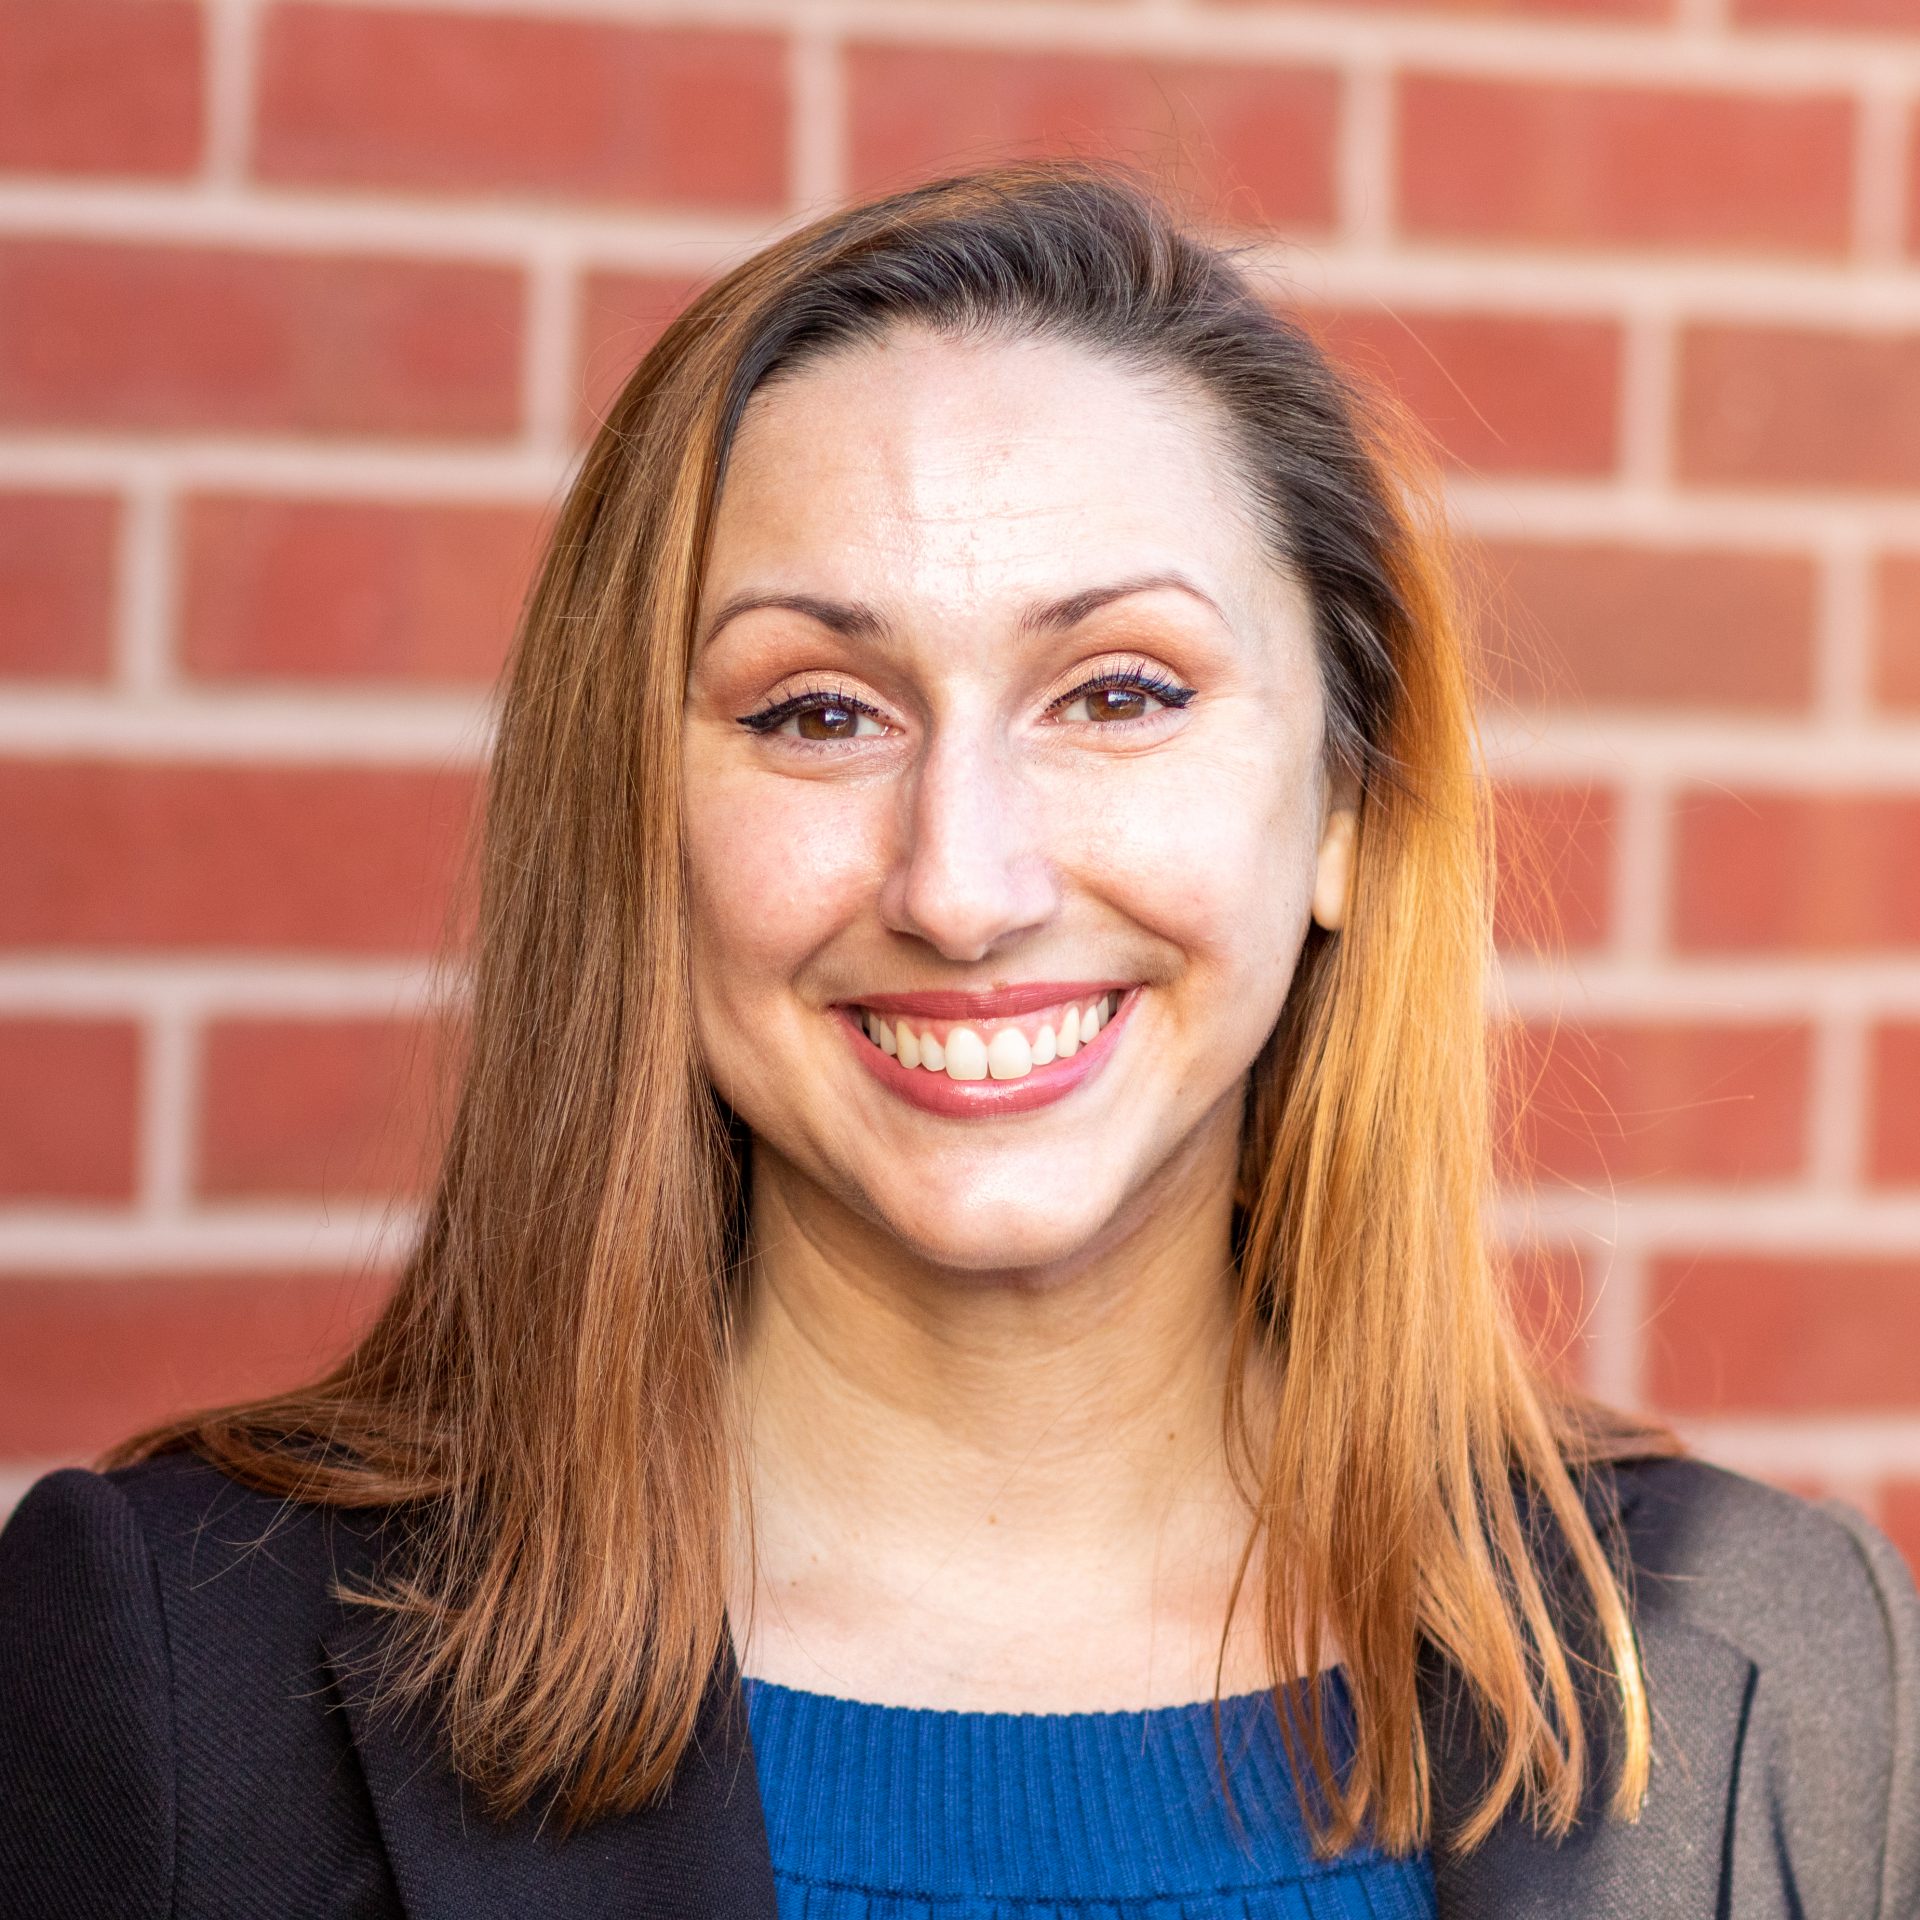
(181, 494, 545, 683)
(0, 0, 202, 179)
(1882, 1484, 1920, 1583)
(1472, 538, 1816, 712)
(1671, 790, 1920, 952)
(0, 491, 118, 680)
(1647, 1254, 1920, 1413)
(1312, 307, 1621, 477)
(198, 1014, 458, 1200)
(1496, 1018, 1813, 1185)
(1679, 325, 1920, 492)
(1209, 0, 1668, 16)
(575, 269, 709, 437)
(1873, 553, 1920, 710)
(255, 6, 787, 210)
(1867, 1022, 1920, 1186)
(0, 1269, 393, 1459)
(1493, 782, 1617, 954)
(0, 1018, 139, 1201)
(1498, 1240, 1597, 1388)
(846, 42, 1341, 234)
(1397, 74, 1854, 256)
(1740, 0, 1920, 23)
(0, 240, 523, 437)
(0, 761, 479, 954)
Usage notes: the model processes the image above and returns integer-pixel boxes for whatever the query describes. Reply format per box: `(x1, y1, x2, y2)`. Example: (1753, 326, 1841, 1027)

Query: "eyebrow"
(696, 569, 1228, 653)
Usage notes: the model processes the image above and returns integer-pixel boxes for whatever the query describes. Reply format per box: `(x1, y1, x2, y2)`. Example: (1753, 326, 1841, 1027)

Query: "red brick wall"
(2, 0, 1917, 1576)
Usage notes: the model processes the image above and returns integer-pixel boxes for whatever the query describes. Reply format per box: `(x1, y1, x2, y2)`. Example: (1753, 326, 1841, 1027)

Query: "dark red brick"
(0, 491, 118, 680)
(0, 239, 523, 437)
(256, 5, 787, 210)
(181, 494, 545, 683)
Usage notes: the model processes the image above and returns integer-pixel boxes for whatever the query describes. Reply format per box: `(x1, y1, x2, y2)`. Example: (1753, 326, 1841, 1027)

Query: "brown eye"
(1055, 669, 1194, 727)
(736, 689, 887, 742)
(796, 703, 863, 741)
(1086, 688, 1147, 724)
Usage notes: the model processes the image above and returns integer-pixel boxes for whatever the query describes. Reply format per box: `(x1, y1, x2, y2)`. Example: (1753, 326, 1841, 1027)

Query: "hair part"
(107, 156, 1680, 1859)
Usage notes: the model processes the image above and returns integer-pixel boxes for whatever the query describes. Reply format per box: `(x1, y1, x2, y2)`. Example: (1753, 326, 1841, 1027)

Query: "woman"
(0, 160, 1913, 1920)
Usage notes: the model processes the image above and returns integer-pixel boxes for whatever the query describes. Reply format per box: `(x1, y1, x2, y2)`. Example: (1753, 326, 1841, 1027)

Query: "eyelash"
(735, 662, 1197, 742)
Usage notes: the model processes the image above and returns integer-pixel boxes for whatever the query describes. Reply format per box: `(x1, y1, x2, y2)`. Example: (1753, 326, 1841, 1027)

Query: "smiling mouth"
(845, 989, 1124, 1084)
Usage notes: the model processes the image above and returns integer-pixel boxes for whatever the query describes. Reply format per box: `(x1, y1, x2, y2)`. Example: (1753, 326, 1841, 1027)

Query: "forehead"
(702, 327, 1288, 636)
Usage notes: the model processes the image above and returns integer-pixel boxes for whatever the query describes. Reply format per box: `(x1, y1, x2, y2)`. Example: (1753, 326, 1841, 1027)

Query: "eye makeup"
(734, 658, 1198, 742)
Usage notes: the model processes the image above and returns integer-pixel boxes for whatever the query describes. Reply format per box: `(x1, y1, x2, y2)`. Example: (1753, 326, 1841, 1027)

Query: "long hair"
(108, 157, 1678, 1858)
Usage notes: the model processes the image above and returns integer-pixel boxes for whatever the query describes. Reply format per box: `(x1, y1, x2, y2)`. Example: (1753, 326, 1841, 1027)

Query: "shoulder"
(0, 1450, 404, 1918)
(1605, 1451, 1919, 1672)
(5, 1446, 389, 1662)
(1601, 1453, 1920, 1916)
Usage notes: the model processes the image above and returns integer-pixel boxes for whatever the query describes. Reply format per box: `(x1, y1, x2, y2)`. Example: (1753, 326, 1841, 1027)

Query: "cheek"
(681, 760, 880, 1018)
(1066, 741, 1317, 997)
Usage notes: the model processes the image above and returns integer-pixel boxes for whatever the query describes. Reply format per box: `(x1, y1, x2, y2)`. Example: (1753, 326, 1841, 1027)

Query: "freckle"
(987, 1513, 997, 1525)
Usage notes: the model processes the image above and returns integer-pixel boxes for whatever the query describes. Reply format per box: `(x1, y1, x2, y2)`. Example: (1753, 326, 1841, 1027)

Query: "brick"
(575, 269, 709, 436)
(256, 6, 787, 211)
(1310, 307, 1621, 478)
(1495, 1018, 1812, 1185)
(1472, 538, 1816, 712)
(1873, 553, 1920, 710)
(199, 1014, 458, 1200)
(1208, 0, 1668, 16)
(0, 491, 118, 680)
(1741, 0, 1920, 23)
(1867, 1022, 1920, 1186)
(1397, 75, 1853, 257)
(1883, 1484, 1920, 1583)
(1498, 1240, 1596, 1387)
(0, 0, 202, 178)
(1678, 325, 1920, 492)
(0, 240, 522, 437)
(1671, 789, 1920, 952)
(0, 1018, 139, 1201)
(846, 42, 1341, 235)
(181, 495, 545, 684)
(1646, 1253, 1920, 1413)
(0, 761, 479, 954)
(1493, 782, 1617, 954)
(0, 1269, 392, 1459)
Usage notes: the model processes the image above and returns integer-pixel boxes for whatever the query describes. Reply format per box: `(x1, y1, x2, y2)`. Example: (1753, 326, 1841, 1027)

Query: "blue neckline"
(739, 1665, 1431, 1904)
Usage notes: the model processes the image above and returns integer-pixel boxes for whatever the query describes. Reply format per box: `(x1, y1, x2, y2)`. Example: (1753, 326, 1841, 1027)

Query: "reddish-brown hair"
(110, 157, 1679, 1859)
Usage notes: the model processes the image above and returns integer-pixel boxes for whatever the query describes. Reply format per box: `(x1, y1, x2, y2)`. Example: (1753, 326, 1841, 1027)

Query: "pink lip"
(835, 986, 1140, 1118)
(834, 980, 1133, 1021)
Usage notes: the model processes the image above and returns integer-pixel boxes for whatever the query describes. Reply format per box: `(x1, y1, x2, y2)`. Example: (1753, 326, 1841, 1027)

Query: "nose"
(879, 721, 1060, 964)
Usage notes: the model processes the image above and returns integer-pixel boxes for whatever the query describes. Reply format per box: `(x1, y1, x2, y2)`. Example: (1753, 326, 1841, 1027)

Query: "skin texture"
(682, 326, 1359, 1710)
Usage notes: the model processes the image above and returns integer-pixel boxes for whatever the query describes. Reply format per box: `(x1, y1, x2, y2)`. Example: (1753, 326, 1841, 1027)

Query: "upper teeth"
(857, 991, 1121, 1082)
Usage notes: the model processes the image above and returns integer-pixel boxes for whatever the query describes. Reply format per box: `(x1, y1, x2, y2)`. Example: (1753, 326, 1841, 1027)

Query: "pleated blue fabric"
(740, 1666, 1437, 1920)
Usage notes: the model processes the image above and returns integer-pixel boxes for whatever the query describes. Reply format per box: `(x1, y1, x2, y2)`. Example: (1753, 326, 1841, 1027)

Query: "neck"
(724, 1106, 1288, 1709)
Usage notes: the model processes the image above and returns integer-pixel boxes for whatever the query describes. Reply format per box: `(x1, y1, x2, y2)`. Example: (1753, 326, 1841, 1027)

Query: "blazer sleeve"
(1821, 1497, 1920, 1920)
(0, 1467, 175, 1920)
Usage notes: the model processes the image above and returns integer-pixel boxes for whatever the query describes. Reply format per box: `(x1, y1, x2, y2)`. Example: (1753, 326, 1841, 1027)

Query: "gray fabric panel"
(1818, 1497, 1920, 1920)
(1615, 1459, 1916, 1920)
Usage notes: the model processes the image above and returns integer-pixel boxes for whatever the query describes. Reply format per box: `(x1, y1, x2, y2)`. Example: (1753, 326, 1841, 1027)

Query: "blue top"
(740, 1666, 1438, 1919)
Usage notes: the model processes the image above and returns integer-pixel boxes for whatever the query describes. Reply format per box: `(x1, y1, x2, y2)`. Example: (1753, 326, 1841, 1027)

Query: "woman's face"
(682, 327, 1355, 1277)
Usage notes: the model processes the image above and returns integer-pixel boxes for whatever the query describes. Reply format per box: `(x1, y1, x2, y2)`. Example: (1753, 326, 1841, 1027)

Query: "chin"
(864, 1190, 1120, 1284)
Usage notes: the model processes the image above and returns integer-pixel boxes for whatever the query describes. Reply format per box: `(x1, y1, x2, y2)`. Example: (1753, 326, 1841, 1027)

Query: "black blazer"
(0, 1447, 1914, 1920)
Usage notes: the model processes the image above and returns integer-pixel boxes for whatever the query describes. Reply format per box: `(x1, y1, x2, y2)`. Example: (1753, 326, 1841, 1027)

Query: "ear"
(1311, 769, 1361, 934)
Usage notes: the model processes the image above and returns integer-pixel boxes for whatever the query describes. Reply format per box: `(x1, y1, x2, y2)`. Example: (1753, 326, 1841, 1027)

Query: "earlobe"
(1312, 807, 1358, 932)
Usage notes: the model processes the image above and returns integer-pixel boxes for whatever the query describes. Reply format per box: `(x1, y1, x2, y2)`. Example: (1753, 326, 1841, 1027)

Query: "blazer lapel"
(1431, 1460, 1757, 1918)
(322, 1608, 779, 1920)
(1432, 1610, 1754, 1916)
